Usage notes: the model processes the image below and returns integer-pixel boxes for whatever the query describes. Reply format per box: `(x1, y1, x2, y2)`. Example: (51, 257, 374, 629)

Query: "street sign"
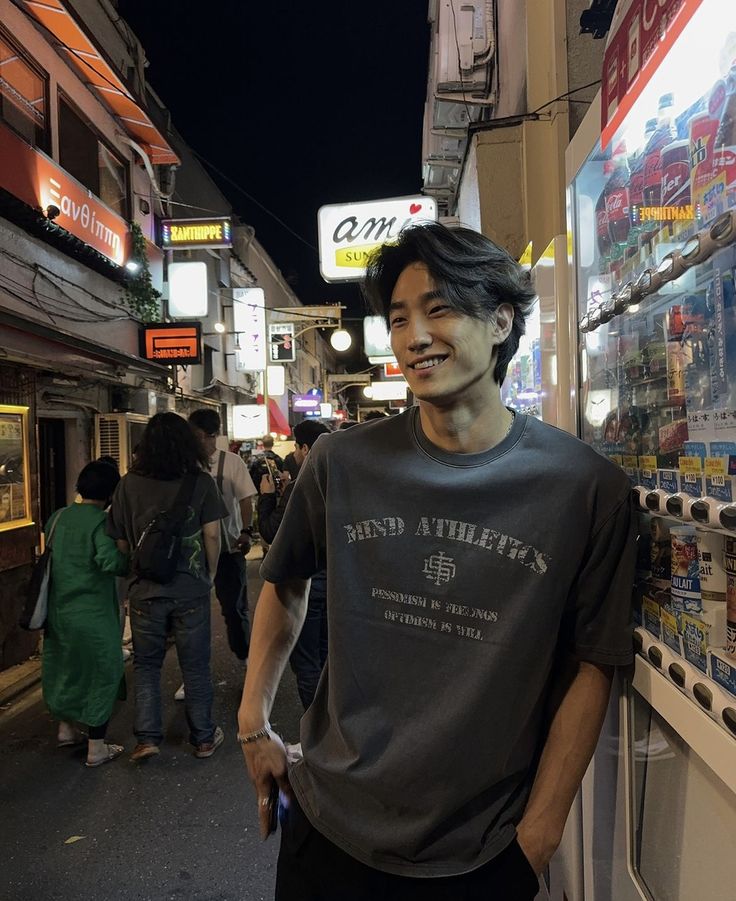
(233, 288, 266, 372)
(269, 323, 295, 362)
(140, 322, 202, 364)
(160, 216, 232, 250)
(318, 196, 437, 282)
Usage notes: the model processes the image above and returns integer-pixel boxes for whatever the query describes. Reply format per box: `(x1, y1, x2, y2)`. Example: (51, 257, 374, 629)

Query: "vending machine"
(566, 0, 736, 898)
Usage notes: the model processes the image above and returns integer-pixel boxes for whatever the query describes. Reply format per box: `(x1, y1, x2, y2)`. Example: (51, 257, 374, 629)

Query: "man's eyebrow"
(388, 290, 444, 311)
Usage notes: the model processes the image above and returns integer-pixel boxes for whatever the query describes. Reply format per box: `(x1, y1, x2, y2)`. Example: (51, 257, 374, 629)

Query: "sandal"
(85, 743, 124, 768)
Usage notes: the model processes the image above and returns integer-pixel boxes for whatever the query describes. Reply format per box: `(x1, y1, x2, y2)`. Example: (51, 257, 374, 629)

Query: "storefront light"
(214, 321, 226, 334)
(330, 328, 352, 352)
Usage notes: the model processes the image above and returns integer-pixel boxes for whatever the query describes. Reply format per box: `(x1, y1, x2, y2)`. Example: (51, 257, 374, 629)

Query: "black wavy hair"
(132, 412, 208, 480)
(77, 460, 120, 501)
(362, 222, 536, 384)
(188, 408, 221, 435)
(293, 419, 330, 449)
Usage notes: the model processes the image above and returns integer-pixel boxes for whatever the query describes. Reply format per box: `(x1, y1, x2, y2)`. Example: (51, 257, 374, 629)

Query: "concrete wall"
(566, 0, 608, 139)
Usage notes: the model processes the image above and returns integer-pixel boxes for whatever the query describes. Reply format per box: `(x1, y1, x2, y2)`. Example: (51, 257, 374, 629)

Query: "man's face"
(389, 262, 511, 407)
(293, 441, 308, 467)
(192, 425, 218, 458)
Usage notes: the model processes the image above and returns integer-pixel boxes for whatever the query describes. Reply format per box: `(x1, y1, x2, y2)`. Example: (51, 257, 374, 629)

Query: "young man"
(257, 420, 331, 710)
(238, 224, 636, 900)
(189, 409, 257, 664)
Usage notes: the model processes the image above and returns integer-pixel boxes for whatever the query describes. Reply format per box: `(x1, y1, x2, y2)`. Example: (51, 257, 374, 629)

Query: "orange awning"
(22, 0, 179, 165)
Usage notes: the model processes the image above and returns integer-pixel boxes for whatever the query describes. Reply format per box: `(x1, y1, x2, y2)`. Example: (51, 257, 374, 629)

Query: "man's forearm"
(203, 532, 221, 576)
(238, 578, 309, 732)
(239, 497, 253, 529)
(518, 660, 614, 870)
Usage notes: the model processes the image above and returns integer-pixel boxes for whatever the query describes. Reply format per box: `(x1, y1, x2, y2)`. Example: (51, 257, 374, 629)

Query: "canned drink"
(671, 526, 702, 613)
(725, 537, 736, 655)
(696, 529, 727, 601)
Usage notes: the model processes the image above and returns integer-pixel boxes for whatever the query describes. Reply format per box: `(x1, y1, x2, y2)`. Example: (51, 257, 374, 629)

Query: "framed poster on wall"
(0, 405, 32, 532)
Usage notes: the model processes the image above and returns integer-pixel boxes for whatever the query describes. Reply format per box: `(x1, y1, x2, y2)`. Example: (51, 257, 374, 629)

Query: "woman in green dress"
(42, 461, 129, 767)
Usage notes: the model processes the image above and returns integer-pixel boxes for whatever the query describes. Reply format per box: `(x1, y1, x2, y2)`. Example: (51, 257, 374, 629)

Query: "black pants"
(289, 591, 328, 710)
(214, 551, 249, 660)
(276, 798, 540, 901)
(87, 721, 108, 740)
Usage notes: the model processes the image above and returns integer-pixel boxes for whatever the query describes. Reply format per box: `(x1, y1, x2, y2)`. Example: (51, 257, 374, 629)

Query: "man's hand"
(515, 821, 557, 876)
(260, 473, 275, 494)
(236, 532, 252, 554)
(240, 733, 292, 839)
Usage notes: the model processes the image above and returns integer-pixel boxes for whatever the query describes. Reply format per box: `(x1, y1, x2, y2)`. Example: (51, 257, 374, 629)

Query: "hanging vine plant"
(123, 221, 161, 322)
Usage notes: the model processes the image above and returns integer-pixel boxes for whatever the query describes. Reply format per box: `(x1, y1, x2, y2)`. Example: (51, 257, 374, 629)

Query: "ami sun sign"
(317, 195, 437, 283)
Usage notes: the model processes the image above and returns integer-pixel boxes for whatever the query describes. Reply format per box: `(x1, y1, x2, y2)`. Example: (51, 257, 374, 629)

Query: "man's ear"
(492, 303, 514, 344)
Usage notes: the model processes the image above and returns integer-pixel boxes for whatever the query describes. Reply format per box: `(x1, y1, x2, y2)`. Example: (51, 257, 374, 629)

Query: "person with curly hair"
(108, 412, 226, 762)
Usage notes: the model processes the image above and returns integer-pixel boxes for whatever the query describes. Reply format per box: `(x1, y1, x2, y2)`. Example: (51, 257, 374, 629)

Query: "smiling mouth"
(410, 355, 448, 371)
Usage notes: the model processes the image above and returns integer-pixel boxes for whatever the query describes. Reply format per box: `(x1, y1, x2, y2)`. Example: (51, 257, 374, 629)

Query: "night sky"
(117, 0, 431, 330)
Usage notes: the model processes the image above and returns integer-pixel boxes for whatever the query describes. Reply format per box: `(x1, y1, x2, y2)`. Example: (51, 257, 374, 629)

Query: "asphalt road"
(0, 556, 302, 901)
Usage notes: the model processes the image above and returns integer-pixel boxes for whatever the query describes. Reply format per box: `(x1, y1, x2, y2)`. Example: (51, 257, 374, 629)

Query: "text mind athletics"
(343, 516, 549, 575)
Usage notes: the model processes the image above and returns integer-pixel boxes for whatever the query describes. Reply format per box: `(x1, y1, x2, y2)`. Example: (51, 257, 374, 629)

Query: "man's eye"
(429, 304, 449, 315)
(390, 317, 405, 328)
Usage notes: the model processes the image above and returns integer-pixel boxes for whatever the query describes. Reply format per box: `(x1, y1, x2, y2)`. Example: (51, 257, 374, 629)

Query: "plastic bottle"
(605, 141, 632, 251)
(630, 118, 657, 224)
(714, 62, 736, 210)
(643, 93, 676, 208)
(596, 160, 615, 263)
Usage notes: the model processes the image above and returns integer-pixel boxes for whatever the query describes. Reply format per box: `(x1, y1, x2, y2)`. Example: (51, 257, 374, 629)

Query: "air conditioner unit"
(94, 413, 150, 474)
(434, 0, 495, 101)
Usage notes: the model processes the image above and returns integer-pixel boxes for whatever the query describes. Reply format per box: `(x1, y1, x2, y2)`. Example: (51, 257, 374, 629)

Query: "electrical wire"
(529, 79, 602, 117)
(0, 249, 132, 320)
(190, 150, 319, 254)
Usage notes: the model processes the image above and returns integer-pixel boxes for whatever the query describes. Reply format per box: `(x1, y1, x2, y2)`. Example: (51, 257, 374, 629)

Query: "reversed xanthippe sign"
(317, 195, 437, 282)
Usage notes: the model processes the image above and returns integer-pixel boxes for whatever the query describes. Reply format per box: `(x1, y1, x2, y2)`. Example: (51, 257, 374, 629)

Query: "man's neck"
(418, 390, 513, 455)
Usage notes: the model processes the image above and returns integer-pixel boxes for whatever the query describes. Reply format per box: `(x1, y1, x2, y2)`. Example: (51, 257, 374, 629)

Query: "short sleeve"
(259, 452, 326, 582)
(199, 473, 227, 525)
(231, 454, 257, 500)
(562, 492, 637, 666)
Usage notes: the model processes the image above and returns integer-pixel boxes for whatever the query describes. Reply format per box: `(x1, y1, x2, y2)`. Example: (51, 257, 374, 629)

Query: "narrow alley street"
(0, 557, 301, 901)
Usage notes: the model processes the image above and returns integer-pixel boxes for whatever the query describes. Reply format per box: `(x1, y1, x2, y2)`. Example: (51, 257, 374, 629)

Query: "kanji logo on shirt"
(422, 551, 456, 587)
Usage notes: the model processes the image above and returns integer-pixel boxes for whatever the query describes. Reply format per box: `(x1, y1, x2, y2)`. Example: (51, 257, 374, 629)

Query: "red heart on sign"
(409, 203, 422, 214)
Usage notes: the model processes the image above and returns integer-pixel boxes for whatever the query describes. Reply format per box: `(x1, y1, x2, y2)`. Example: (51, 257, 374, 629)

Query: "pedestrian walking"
(238, 222, 636, 900)
(42, 461, 129, 767)
(187, 409, 257, 670)
(108, 412, 226, 762)
(258, 420, 330, 710)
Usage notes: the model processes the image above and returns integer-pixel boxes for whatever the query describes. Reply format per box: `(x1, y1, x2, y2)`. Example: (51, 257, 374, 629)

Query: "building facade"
(0, 0, 335, 671)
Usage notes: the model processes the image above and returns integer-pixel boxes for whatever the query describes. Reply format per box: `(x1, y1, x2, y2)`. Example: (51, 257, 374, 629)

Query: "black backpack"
(132, 473, 198, 584)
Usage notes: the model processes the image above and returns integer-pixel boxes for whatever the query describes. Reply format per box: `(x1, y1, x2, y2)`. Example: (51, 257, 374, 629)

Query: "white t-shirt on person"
(210, 450, 257, 552)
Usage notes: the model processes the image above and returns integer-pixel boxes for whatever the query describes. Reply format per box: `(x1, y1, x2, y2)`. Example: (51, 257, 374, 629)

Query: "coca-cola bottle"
(643, 93, 676, 208)
(714, 62, 736, 209)
(596, 160, 614, 263)
(630, 118, 657, 229)
(605, 141, 632, 250)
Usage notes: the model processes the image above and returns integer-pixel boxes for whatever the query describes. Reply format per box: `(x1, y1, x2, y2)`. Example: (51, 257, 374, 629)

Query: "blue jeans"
(130, 594, 215, 746)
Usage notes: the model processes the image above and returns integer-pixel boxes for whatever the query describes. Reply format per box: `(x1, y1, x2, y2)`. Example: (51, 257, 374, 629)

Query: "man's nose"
(406, 318, 432, 352)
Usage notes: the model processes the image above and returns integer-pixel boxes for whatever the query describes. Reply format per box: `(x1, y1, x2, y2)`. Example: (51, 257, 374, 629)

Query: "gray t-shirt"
(108, 470, 225, 601)
(261, 409, 636, 877)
